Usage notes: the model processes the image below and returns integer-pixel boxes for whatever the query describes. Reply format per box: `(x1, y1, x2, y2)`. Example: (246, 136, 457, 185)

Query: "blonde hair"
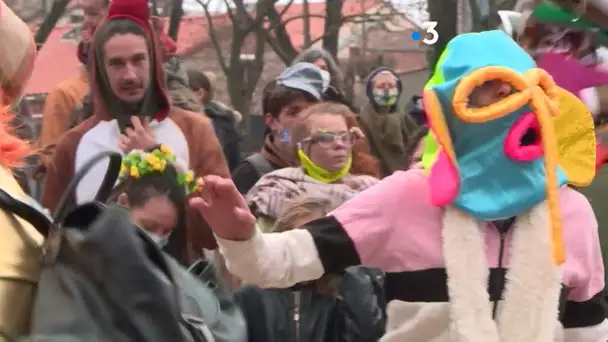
(273, 195, 344, 297)
(273, 194, 341, 233)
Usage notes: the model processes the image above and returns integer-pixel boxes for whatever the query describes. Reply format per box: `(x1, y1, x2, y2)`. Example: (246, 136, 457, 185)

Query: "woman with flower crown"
(109, 145, 203, 256)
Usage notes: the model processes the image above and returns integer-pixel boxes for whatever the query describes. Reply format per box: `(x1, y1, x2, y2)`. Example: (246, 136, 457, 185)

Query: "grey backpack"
(0, 152, 246, 342)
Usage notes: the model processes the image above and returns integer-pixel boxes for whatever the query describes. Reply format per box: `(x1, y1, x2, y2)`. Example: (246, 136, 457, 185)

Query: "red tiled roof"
(26, 0, 379, 95)
(26, 25, 81, 95)
(26, 15, 224, 95)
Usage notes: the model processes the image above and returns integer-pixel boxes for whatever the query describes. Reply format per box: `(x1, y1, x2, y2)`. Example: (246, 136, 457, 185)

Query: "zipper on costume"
(293, 291, 301, 342)
(491, 217, 515, 319)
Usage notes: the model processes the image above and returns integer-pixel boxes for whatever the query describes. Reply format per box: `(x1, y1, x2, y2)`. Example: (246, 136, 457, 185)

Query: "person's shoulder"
(57, 116, 100, 152)
(52, 74, 87, 94)
(168, 107, 214, 131)
(560, 186, 597, 234)
(560, 186, 594, 216)
(369, 169, 427, 196)
(348, 174, 380, 188)
(231, 160, 259, 192)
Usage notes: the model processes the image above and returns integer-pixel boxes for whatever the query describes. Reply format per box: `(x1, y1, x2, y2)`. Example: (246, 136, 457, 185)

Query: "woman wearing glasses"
(245, 102, 379, 226)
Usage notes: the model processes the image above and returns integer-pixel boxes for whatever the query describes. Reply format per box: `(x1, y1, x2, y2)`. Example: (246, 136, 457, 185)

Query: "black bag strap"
(0, 188, 52, 237)
(245, 153, 274, 178)
(53, 151, 123, 222)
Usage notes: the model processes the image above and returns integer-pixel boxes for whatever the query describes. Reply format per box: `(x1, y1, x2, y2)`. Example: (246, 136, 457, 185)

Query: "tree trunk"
(167, 0, 183, 40)
(34, 0, 70, 51)
(322, 0, 344, 58)
(150, 0, 159, 16)
(266, 5, 299, 64)
(427, 0, 458, 70)
(468, 0, 483, 31)
(302, 0, 311, 48)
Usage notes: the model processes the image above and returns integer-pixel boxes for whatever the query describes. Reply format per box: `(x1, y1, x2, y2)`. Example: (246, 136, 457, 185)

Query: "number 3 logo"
(422, 21, 439, 45)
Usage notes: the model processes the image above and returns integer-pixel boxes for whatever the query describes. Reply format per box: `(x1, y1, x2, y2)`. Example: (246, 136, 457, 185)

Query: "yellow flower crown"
(119, 145, 203, 194)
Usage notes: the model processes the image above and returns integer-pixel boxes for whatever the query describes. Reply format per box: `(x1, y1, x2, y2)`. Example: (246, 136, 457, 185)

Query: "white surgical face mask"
(139, 227, 170, 248)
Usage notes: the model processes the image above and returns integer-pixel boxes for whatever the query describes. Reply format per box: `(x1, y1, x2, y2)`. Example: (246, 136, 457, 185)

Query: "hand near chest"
(119, 116, 158, 153)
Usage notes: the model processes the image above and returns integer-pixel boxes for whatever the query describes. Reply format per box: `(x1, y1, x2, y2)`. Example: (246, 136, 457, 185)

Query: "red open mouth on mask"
(504, 111, 543, 162)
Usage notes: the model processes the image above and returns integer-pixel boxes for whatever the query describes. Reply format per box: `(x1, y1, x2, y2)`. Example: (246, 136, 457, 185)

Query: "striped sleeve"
(561, 189, 608, 341)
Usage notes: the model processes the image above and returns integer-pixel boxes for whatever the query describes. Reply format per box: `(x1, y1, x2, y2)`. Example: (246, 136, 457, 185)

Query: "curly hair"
(273, 194, 345, 297)
(291, 102, 380, 178)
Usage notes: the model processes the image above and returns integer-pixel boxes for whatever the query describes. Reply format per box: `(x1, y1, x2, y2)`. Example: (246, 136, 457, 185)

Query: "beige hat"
(0, 0, 36, 104)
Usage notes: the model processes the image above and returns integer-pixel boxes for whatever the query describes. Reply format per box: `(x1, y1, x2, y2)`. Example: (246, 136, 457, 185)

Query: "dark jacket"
(205, 102, 241, 171)
(231, 156, 279, 195)
(235, 267, 386, 342)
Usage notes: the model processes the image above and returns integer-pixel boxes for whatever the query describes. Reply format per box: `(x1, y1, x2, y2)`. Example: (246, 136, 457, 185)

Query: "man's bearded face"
(103, 33, 150, 103)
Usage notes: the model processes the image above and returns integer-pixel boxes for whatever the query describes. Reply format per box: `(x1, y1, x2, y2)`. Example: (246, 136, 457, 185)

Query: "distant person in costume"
(358, 68, 419, 177)
(190, 31, 607, 341)
(0, 0, 45, 339)
(41, 0, 229, 264)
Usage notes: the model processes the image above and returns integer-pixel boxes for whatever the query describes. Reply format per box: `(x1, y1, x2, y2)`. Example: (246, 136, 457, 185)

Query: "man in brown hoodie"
(41, 0, 229, 263)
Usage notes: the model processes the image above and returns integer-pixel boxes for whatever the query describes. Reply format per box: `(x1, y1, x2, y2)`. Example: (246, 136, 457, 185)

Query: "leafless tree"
(196, 0, 270, 127)
(265, 0, 401, 65)
(167, 0, 184, 40)
(34, 0, 71, 50)
(427, 0, 518, 68)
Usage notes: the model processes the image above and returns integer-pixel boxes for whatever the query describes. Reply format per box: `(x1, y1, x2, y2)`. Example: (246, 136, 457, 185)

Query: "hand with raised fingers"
(119, 116, 157, 153)
(189, 175, 256, 241)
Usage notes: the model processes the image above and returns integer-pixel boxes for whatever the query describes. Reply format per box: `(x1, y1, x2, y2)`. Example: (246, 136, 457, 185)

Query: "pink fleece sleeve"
(560, 187, 608, 341)
(330, 170, 437, 272)
(561, 187, 605, 301)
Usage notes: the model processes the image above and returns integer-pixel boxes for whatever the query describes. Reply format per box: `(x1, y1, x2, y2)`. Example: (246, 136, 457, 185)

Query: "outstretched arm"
(190, 171, 412, 288)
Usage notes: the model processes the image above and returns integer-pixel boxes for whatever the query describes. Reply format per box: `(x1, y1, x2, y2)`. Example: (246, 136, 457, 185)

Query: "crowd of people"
(0, 0, 608, 341)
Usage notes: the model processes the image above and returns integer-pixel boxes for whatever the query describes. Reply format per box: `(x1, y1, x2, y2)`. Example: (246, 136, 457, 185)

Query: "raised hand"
(119, 116, 157, 153)
(189, 175, 256, 241)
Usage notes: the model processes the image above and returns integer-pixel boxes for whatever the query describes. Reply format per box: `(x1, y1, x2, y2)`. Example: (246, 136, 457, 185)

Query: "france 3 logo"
(411, 21, 439, 45)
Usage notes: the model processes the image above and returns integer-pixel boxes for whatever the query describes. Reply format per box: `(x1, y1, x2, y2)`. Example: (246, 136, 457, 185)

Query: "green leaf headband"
(119, 145, 203, 195)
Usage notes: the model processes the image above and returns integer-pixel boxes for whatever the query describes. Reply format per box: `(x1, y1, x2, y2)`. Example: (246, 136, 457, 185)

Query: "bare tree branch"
(265, 4, 299, 63)
(221, 0, 237, 24)
(34, 0, 70, 50)
(167, 0, 183, 40)
(302, 0, 311, 47)
(196, 0, 229, 73)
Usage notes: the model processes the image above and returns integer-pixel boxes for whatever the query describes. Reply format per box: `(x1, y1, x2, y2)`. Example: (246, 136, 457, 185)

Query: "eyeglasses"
(299, 131, 354, 149)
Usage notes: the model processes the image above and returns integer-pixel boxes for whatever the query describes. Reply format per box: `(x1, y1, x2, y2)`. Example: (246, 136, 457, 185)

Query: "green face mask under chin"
(297, 149, 352, 183)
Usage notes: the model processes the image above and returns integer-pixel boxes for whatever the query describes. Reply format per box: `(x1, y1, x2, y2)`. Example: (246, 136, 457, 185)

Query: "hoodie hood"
(365, 67, 402, 112)
(87, 0, 170, 132)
